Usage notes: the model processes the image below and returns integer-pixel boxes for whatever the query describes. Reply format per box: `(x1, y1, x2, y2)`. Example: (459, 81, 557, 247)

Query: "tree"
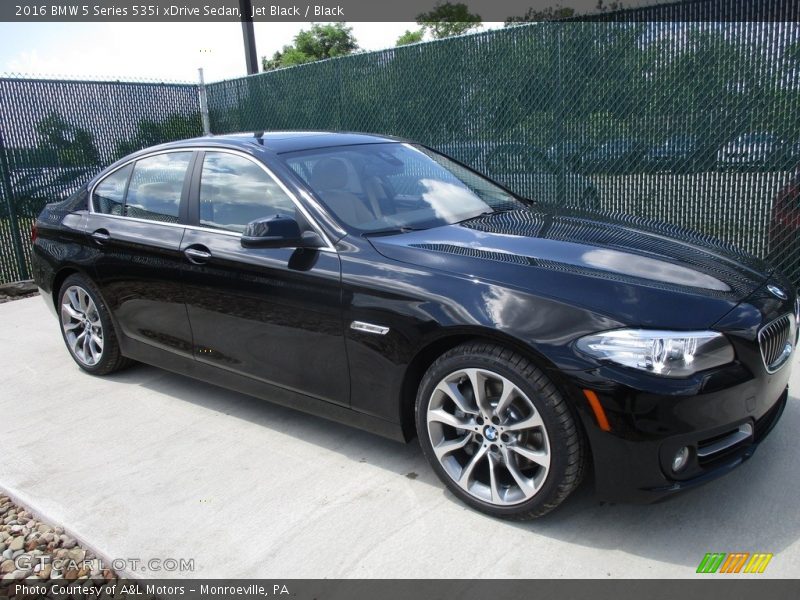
(416, 2, 481, 39)
(35, 113, 100, 167)
(114, 113, 201, 158)
(262, 23, 359, 71)
(505, 5, 575, 24)
(505, 1, 625, 23)
(396, 29, 425, 46)
(595, 0, 626, 12)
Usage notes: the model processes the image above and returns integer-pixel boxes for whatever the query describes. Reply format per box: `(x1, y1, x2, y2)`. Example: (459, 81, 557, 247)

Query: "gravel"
(0, 281, 37, 305)
(0, 493, 135, 598)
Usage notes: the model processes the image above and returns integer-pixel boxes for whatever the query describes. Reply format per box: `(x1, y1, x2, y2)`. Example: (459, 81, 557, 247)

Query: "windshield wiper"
(363, 226, 423, 237)
(457, 207, 516, 225)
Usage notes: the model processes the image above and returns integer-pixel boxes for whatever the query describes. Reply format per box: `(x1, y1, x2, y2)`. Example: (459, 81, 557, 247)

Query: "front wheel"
(58, 273, 132, 375)
(416, 342, 586, 519)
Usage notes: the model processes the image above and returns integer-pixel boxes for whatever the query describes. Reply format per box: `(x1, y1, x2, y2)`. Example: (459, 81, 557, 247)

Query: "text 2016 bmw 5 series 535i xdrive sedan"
(32, 132, 798, 519)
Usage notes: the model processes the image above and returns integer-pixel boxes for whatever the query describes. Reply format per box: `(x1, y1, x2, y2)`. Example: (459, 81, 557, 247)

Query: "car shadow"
(106, 359, 800, 570)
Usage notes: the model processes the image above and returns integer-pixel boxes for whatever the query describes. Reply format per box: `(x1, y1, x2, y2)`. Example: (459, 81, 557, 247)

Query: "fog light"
(672, 446, 690, 472)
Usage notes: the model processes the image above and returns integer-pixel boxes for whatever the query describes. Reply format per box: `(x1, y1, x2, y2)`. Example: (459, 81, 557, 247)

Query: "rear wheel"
(58, 274, 132, 375)
(416, 342, 585, 519)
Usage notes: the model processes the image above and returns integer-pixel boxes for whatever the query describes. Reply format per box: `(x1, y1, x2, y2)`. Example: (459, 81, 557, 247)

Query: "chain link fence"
(206, 7, 800, 286)
(0, 76, 202, 282)
(1, 0, 799, 288)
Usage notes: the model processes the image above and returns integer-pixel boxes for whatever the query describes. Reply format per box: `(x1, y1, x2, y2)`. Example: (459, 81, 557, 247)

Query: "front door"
(180, 150, 349, 406)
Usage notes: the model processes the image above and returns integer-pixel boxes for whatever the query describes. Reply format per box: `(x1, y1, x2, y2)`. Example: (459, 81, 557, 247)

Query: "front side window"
(125, 152, 192, 223)
(92, 163, 132, 215)
(199, 152, 296, 233)
(282, 143, 525, 233)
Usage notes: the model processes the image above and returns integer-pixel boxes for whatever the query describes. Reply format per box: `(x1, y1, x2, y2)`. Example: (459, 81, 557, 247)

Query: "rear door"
(180, 150, 349, 406)
(86, 150, 195, 357)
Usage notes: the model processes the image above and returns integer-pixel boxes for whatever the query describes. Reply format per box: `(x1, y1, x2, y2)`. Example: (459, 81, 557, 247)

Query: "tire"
(415, 342, 586, 520)
(57, 273, 132, 375)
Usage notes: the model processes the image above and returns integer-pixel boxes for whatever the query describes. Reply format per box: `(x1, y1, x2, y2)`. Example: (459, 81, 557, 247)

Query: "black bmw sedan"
(32, 132, 797, 519)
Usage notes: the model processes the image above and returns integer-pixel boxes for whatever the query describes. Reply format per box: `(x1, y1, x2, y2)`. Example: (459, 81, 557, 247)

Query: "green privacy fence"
(0, 76, 202, 282)
(1, 0, 799, 288)
(206, 13, 800, 286)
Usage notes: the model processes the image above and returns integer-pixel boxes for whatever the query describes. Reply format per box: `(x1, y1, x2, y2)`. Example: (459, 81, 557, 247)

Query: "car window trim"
(90, 148, 193, 222)
(91, 161, 134, 217)
(189, 148, 335, 251)
(89, 147, 336, 252)
(180, 151, 199, 224)
(125, 150, 196, 223)
(186, 150, 205, 228)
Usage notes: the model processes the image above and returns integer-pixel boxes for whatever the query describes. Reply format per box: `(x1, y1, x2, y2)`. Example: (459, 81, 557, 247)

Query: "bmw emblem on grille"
(767, 285, 787, 300)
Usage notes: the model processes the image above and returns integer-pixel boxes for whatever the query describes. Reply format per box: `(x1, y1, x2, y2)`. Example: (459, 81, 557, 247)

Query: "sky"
(0, 21, 504, 83)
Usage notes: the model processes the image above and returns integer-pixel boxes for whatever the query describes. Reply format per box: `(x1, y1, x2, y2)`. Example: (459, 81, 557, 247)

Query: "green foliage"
(35, 113, 100, 167)
(262, 23, 359, 71)
(595, 1, 627, 12)
(505, 1, 625, 23)
(396, 29, 425, 46)
(416, 2, 482, 39)
(505, 5, 576, 24)
(114, 113, 201, 158)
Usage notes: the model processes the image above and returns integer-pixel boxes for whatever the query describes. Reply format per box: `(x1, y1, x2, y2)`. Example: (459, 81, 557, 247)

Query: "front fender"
(340, 243, 622, 427)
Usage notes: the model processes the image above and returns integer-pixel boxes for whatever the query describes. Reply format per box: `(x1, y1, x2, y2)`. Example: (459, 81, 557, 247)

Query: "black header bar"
(2, 0, 799, 22)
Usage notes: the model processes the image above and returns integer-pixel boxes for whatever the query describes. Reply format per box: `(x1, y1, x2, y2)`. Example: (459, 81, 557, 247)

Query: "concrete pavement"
(1, 295, 799, 578)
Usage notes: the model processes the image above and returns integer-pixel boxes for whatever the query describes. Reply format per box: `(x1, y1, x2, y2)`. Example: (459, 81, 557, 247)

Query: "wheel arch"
(398, 328, 564, 442)
(52, 266, 84, 310)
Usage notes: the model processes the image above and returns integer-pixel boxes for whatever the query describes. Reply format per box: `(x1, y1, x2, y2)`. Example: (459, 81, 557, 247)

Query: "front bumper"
(558, 354, 792, 504)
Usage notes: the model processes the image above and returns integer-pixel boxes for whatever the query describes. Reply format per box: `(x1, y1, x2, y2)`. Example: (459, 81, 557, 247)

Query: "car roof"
(151, 131, 407, 155)
(89, 131, 413, 188)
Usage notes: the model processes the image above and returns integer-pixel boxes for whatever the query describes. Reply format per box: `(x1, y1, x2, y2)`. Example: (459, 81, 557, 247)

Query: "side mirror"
(240, 214, 323, 249)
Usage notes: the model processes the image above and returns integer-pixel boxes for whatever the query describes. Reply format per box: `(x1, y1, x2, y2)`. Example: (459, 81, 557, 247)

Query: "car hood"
(368, 207, 771, 308)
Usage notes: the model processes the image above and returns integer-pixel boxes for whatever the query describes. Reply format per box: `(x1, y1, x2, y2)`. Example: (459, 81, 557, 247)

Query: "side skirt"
(120, 337, 407, 443)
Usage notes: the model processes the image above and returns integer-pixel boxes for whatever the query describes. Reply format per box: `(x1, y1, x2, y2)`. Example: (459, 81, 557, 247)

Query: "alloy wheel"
(426, 368, 551, 506)
(60, 285, 104, 366)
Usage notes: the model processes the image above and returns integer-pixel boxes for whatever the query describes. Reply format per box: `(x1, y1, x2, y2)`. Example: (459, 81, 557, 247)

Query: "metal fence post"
(0, 130, 29, 281)
(198, 68, 211, 136)
(555, 25, 567, 206)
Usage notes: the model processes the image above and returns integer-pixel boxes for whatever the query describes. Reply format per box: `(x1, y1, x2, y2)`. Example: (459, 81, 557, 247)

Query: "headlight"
(576, 329, 735, 377)
(795, 296, 800, 328)
(795, 297, 800, 344)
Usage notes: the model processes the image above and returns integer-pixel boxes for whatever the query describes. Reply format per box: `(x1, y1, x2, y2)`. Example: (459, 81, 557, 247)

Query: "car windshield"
(281, 143, 526, 233)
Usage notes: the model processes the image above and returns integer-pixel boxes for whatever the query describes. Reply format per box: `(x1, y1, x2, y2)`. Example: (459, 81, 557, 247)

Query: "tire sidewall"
(415, 348, 575, 519)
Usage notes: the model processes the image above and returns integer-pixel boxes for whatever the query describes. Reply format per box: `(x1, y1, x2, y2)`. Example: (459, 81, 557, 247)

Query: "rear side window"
(125, 152, 192, 223)
(199, 152, 296, 233)
(92, 164, 132, 215)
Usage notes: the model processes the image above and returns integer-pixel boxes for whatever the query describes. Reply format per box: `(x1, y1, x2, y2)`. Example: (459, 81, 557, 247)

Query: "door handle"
(184, 246, 212, 264)
(91, 229, 110, 244)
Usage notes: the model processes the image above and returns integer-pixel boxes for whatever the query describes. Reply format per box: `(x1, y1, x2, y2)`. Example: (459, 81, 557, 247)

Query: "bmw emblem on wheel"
(767, 285, 787, 300)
